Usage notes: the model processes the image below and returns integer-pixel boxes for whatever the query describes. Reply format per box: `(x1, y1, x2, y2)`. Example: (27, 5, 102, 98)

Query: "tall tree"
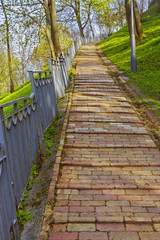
(6, 0, 61, 59)
(43, 0, 61, 58)
(1, 0, 14, 92)
(125, 0, 144, 40)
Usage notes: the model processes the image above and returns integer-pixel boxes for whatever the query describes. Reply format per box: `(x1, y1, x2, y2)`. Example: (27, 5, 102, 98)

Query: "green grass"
(99, 4, 160, 113)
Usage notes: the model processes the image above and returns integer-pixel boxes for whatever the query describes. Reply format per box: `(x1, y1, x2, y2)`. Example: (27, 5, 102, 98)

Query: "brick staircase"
(42, 43, 160, 240)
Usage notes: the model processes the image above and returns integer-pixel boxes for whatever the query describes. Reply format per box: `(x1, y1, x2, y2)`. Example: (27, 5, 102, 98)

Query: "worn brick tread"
(40, 43, 160, 240)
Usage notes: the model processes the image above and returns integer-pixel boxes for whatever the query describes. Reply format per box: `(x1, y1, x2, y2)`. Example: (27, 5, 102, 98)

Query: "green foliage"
(31, 163, 39, 177)
(17, 210, 32, 226)
(44, 115, 61, 155)
(68, 66, 76, 80)
(17, 189, 32, 226)
(99, 4, 160, 114)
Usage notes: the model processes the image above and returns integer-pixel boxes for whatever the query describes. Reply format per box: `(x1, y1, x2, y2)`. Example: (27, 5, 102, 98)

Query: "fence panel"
(29, 71, 58, 131)
(0, 96, 44, 206)
(0, 143, 19, 240)
(0, 93, 45, 239)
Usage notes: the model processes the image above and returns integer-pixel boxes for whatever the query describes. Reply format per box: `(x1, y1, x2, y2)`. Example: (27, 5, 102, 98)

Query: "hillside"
(99, 4, 160, 119)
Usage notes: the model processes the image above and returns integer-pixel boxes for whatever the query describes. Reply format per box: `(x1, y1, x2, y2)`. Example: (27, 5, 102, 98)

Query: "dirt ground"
(20, 87, 71, 240)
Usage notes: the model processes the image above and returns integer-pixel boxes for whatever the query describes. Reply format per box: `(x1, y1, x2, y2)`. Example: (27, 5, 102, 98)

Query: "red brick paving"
(41, 43, 160, 240)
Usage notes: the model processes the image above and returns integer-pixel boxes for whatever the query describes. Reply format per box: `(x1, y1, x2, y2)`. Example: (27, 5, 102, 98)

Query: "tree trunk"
(45, 3, 56, 59)
(125, 0, 132, 35)
(125, 0, 144, 40)
(50, 0, 61, 56)
(75, 9, 84, 38)
(1, 0, 14, 93)
(89, 18, 95, 39)
(133, 0, 144, 40)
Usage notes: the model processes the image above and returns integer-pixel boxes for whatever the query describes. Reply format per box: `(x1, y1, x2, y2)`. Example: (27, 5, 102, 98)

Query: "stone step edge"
(71, 104, 133, 108)
(64, 145, 157, 149)
(70, 111, 136, 114)
(72, 100, 130, 103)
(66, 131, 150, 135)
(73, 90, 122, 93)
(68, 120, 143, 124)
(74, 84, 116, 86)
(72, 96, 129, 101)
(56, 185, 160, 190)
(52, 217, 160, 224)
(61, 162, 160, 167)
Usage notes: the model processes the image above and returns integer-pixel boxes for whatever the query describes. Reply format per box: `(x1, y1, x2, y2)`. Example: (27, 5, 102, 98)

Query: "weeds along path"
(40, 43, 160, 240)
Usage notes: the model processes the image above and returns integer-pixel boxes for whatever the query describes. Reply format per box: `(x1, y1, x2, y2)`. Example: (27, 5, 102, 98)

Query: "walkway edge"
(39, 81, 74, 240)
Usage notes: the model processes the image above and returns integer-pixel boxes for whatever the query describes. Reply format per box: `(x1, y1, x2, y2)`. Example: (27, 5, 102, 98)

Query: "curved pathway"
(42, 43, 160, 240)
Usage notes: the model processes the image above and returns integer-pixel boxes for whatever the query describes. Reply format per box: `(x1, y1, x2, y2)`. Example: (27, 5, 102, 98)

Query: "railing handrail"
(31, 71, 51, 73)
(0, 93, 35, 109)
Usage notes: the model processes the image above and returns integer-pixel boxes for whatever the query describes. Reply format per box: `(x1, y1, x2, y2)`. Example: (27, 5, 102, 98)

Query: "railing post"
(28, 71, 46, 155)
(59, 53, 69, 88)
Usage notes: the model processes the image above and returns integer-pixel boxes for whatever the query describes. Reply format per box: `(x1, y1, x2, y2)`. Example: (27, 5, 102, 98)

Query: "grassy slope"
(99, 4, 160, 111)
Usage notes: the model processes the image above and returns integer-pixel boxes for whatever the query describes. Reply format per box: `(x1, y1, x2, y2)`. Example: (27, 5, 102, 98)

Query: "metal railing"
(0, 35, 100, 239)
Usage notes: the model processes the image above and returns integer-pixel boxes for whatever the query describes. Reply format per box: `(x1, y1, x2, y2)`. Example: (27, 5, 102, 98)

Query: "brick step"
(74, 80, 116, 82)
(72, 98, 129, 103)
(74, 86, 120, 90)
(66, 122, 148, 135)
(74, 83, 115, 86)
(64, 144, 157, 149)
(73, 90, 121, 93)
(50, 228, 160, 240)
(51, 216, 160, 225)
(70, 110, 135, 114)
(57, 183, 160, 190)
(66, 130, 150, 135)
(53, 188, 160, 224)
(62, 148, 160, 167)
(72, 99, 129, 103)
(57, 165, 160, 190)
(72, 95, 128, 102)
(72, 93, 124, 97)
(74, 83, 118, 86)
(71, 104, 132, 108)
(69, 119, 143, 124)
(75, 80, 114, 83)
(75, 79, 113, 82)
(69, 113, 142, 123)
(65, 133, 156, 148)
(73, 90, 123, 94)
(70, 106, 135, 112)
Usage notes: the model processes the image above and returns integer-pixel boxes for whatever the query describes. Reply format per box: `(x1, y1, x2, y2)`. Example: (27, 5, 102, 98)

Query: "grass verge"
(99, 4, 160, 119)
